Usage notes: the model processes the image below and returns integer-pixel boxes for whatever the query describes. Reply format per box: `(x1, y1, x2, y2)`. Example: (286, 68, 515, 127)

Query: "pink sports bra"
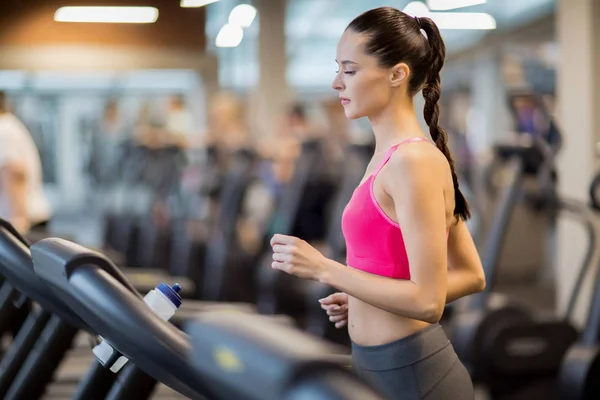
(341, 137, 432, 279)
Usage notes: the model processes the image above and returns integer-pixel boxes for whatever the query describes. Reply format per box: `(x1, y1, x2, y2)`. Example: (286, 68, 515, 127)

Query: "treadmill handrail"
(68, 267, 193, 362)
(31, 237, 140, 296)
(0, 219, 30, 247)
(558, 199, 600, 325)
(0, 223, 87, 329)
(579, 221, 600, 346)
(31, 239, 217, 400)
(470, 156, 524, 310)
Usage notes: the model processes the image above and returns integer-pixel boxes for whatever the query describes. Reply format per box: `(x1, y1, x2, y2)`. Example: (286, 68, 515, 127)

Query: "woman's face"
(331, 29, 393, 120)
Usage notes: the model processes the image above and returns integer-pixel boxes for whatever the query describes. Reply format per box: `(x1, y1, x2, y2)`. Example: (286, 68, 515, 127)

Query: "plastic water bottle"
(141, 282, 182, 320)
(92, 283, 183, 372)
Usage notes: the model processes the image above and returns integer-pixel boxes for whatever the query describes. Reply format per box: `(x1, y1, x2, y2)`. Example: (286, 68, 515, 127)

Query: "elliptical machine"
(557, 172, 600, 400)
(450, 91, 594, 399)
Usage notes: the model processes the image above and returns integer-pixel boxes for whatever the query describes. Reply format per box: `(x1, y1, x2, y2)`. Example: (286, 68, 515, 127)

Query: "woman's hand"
(319, 292, 349, 328)
(270, 234, 328, 281)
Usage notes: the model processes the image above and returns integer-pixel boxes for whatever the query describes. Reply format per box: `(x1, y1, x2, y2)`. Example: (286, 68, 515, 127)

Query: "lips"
(340, 97, 350, 106)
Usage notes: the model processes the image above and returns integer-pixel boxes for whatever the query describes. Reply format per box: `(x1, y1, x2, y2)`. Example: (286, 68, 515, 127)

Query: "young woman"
(270, 7, 485, 400)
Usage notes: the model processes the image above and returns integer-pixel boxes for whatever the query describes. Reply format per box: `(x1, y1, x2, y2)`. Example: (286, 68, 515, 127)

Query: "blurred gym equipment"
(451, 132, 600, 399)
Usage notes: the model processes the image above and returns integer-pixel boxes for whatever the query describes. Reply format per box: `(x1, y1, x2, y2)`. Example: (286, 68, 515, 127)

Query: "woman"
(270, 7, 485, 400)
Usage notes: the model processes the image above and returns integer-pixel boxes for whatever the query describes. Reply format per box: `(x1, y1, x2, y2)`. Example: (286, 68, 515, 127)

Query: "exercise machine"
(0, 218, 252, 399)
(0, 219, 116, 399)
(557, 173, 600, 400)
(482, 90, 560, 293)
(187, 311, 384, 400)
(30, 237, 380, 400)
(451, 136, 599, 398)
(201, 147, 261, 302)
(31, 236, 216, 399)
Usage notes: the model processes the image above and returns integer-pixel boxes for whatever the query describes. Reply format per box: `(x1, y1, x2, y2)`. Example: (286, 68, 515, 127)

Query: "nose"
(331, 73, 343, 91)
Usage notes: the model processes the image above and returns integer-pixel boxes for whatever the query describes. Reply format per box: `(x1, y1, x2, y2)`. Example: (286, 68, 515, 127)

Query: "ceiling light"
(216, 24, 244, 48)
(180, 0, 221, 8)
(430, 12, 496, 29)
(404, 1, 430, 16)
(54, 6, 159, 24)
(427, 0, 487, 11)
(228, 4, 257, 28)
(403, 1, 496, 30)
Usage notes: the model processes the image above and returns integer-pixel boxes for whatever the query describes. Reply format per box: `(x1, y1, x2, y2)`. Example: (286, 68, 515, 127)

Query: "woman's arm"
(319, 219, 485, 316)
(272, 144, 484, 323)
(319, 258, 442, 323)
(445, 220, 486, 303)
(318, 146, 449, 323)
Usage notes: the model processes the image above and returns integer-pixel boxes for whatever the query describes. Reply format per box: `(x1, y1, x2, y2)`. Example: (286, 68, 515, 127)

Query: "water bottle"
(93, 283, 183, 373)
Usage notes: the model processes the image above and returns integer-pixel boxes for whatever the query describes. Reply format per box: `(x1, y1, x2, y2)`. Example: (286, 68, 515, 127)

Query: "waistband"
(351, 323, 451, 371)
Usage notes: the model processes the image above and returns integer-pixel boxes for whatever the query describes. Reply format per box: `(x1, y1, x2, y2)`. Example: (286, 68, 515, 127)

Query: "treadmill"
(30, 236, 219, 399)
(187, 311, 385, 400)
(0, 219, 255, 399)
(30, 237, 372, 400)
(0, 219, 119, 399)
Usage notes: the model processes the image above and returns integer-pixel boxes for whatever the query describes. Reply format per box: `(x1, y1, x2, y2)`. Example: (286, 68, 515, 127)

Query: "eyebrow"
(335, 60, 358, 65)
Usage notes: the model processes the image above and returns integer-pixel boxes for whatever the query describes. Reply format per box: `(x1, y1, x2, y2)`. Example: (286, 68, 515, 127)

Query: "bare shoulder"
(383, 140, 450, 184)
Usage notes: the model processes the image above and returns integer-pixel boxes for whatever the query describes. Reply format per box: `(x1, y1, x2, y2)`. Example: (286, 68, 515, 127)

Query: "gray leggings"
(351, 324, 474, 400)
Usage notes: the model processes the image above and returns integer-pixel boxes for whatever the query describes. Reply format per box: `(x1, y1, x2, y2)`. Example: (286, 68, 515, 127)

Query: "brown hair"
(347, 7, 470, 220)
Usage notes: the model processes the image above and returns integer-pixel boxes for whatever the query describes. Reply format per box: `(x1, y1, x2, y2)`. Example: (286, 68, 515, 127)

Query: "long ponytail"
(346, 7, 472, 220)
(418, 17, 470, 221)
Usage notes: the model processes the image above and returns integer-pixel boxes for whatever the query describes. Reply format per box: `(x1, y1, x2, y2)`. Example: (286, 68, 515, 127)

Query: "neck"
(368, 99, 426, 154)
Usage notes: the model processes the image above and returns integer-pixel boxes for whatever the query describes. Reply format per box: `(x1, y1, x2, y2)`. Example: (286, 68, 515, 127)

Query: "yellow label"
(213, 346, 244, 372)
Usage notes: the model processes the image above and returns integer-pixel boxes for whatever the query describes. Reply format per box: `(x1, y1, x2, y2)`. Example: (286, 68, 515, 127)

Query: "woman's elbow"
(474, 272, 486, 293)
(420, 301, 445, 324)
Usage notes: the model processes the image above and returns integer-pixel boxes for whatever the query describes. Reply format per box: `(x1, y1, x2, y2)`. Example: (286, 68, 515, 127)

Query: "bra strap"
(372, 137, 431, 176)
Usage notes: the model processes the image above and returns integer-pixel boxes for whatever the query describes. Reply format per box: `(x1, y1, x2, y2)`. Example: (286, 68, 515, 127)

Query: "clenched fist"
(270, 234, 328, 281)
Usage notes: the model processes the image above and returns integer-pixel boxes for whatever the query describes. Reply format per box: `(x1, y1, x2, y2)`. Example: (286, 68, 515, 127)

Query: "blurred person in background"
(164, 94, 195, 150)
(177, 92, 261, 249)
(88, 99, 127, 191)
(0, 91, 52, 234)
(268, 101, 343, 186)
(204, 92, 254, 160)
(268, 102, 305, 184)
(201, 92, 272, 255)
(133, 100, 164, 149)
(263, 101, 341, 246)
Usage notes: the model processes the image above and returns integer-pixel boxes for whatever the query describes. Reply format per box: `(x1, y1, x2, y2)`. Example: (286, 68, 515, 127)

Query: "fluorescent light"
(228, 4, 257, 28)
(180, 0, 221, 8)
(430, 12, 496, 29)
(427, 0, 487, 11)
(215, 24, 244, 48)
(403, 1, 496, 30)
(404, 1, 430, 16)
(54, 6, 158, 24)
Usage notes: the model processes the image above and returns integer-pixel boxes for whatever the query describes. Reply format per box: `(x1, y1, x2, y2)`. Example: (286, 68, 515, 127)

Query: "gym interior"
(0, 0, 598, 399)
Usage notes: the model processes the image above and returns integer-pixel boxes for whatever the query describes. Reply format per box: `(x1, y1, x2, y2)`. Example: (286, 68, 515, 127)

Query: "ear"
(390, 63, 410, 88)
